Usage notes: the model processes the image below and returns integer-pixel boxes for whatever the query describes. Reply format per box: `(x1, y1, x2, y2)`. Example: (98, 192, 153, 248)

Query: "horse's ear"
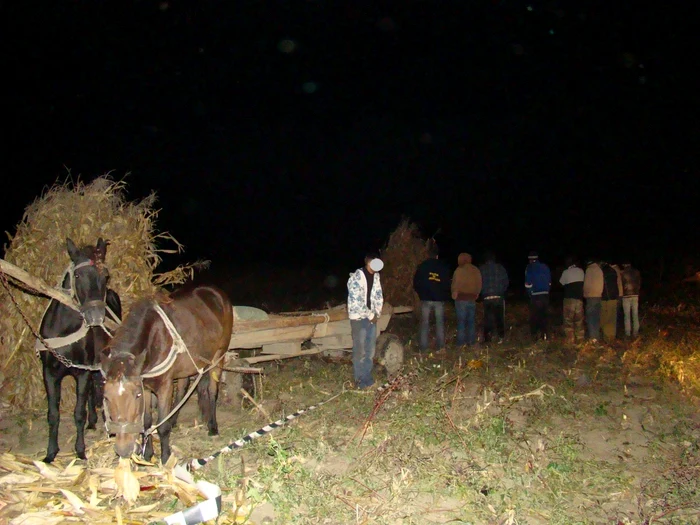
(96, 238, 108, 262)
(66, 238, 80, 262)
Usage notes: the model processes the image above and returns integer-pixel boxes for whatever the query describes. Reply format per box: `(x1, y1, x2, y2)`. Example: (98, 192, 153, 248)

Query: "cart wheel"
(223, 358, 244, 406)
(376, 333, 404, 377)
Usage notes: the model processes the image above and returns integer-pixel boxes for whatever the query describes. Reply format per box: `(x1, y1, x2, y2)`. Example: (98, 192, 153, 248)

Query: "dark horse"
(101, 285, 233, 464)
(39, 238, 122, 463)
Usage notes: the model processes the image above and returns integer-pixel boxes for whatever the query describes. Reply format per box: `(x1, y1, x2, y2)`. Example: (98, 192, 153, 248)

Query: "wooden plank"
(228, 303, 400, 350)
(261, 342, 302, 355)
(231, 303, 396, 333)
(0, 258, 79, 312)
(232, 308, 350, 332)
(243, 348, 322, 364)
(229, 320, 353, 349)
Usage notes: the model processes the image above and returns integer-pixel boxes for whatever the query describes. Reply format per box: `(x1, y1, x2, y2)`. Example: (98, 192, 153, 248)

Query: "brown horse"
(101, 285, 233, 464)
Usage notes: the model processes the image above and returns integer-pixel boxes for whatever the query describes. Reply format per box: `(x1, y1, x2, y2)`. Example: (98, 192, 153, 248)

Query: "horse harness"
(34, 261, 120, 372)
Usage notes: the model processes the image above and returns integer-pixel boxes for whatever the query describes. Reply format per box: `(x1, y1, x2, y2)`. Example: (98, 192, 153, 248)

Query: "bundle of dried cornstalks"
(0, 174, 207, 411)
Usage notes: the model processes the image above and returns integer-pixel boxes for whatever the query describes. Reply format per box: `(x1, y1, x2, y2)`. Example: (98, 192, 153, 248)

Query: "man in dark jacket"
(524, 251, 552, 341)
(600, 262, 621, 341)
(413, 242, 452, 353)
(620, 262, 641, 338)
(478, 251, 509, 343)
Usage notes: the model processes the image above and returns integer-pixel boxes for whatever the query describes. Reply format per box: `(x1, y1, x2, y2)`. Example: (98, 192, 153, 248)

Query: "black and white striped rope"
(188, 371, 415, 471)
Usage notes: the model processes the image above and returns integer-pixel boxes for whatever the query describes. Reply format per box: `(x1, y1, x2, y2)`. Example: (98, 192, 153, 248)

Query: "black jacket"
(413, 258, 452, 301)
(601, 264, 620, 300)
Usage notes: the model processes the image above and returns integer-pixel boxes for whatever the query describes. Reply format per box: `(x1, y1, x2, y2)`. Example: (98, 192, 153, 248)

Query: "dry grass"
(0, 174, 206, 412)
(379, 217, 431, 309)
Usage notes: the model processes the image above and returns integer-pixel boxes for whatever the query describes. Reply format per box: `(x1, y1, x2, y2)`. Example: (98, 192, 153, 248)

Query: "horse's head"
(66, 237, 111, 327)
(102, 352, 146, 458)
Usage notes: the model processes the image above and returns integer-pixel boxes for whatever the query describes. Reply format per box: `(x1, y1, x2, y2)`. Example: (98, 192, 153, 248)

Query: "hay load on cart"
(0, 175, 203, 412)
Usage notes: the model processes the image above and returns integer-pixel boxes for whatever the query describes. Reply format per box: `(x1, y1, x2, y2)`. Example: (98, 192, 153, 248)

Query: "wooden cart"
(228, 303, 412, 377)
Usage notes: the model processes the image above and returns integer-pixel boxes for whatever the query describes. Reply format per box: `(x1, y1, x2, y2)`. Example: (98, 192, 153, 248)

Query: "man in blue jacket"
(413, 242, 452, 354)
(524, 251, 551, 341)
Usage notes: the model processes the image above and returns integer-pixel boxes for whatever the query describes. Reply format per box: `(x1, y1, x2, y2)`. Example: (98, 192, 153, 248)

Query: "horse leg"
(170, 377, 190, 428)
(74, 371, 91, 460)
(197, 368, 220, 437)
(142, 393, 155, 462)
(43, 367, 64, 463)
(86, 372, 102, 430)
(156, 381, 176, 465)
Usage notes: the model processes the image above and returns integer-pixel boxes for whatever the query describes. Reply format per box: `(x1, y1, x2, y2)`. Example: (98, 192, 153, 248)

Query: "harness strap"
(141, 302, 199, 379)
(34, 323, 90, 351)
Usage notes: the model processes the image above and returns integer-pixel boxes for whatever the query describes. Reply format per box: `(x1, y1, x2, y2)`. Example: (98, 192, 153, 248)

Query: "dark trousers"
(483, 297, 505, 342)
(529, 294, 549, 339)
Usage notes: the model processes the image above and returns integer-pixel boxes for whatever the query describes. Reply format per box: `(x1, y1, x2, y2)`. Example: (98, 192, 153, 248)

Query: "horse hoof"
(42, 455, 55, 464)
(86, 423, 96, 430)
(77, 452, 88, 460)
(208, 428, 219, 437)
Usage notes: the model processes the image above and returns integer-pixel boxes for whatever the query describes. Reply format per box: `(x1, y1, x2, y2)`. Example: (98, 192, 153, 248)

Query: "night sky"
(4, 1, 698, 278)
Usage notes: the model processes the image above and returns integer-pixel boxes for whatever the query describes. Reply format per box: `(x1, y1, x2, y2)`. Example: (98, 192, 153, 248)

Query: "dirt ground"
(1, 303, 699, 524)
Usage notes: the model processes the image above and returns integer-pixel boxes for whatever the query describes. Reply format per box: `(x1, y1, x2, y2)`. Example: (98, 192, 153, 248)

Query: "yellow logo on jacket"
(429, 272, 441, 282)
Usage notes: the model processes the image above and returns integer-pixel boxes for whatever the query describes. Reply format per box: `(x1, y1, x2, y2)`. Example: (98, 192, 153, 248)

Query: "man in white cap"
(347, 253, 384, 389)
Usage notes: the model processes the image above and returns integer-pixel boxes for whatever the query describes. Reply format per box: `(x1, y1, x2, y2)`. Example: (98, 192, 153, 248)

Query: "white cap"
(369, 258, 384, 272)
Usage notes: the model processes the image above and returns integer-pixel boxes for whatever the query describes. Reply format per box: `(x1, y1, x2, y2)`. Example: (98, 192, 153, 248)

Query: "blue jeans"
(585, 298, 601, 340)
(455, 301, 477, 346)
(419, 301, 445, 351)
(622, 296, 640, 337)
(351, 318, 377, 388)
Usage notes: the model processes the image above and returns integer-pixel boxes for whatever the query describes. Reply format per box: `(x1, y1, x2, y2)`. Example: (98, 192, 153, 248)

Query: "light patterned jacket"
(347, 269, 383, 321)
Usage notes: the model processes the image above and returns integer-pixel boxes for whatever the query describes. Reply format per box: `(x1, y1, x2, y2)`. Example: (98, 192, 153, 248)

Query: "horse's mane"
(107, 291, 170, 356)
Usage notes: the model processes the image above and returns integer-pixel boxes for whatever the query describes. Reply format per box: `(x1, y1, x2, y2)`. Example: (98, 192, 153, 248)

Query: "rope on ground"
(187, 370, 418, 471)
(187, 387, 347, 471)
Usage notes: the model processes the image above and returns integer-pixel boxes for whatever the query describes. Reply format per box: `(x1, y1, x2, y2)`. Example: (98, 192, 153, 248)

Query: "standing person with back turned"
(600, 261, 621, 342)
(413, 241, 452, 354)
(524, 250, 552, 341)
(347, 254, 384, 390)
(620, 261, 642, 338)
(559, 256, 585, 344)
(451, 252, 482, 347)
(479, 251, 509, 344)
(583, 259, 604, 341)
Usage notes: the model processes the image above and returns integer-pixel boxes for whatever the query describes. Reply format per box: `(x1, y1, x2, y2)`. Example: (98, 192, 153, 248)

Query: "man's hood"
(457, 253, 472, 266)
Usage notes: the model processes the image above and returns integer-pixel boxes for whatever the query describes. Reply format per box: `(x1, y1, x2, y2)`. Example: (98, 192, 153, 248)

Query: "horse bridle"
(103, 388, 145, 435)
(103, 353, 146, 436)
(33, 259, 118, 372)
(69, 259, 108, 323)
